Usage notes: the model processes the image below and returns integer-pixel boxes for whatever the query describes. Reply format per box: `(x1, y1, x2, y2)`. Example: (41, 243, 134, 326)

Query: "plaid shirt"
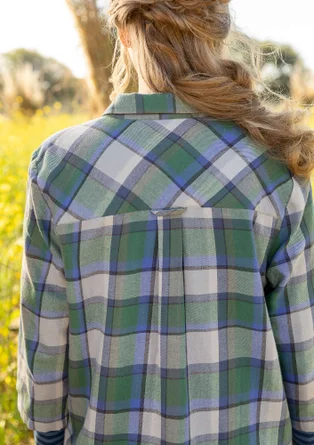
(17, 92, 314, 445)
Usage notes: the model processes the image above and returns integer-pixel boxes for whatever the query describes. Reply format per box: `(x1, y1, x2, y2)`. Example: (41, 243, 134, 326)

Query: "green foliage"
(0, 49, 88, 112)
(228, 33, 308, 100)
(259, 41, 300, 97)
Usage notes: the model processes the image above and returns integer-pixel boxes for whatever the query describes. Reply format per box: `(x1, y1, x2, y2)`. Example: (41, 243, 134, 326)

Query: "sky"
(0, 0, 313, 79)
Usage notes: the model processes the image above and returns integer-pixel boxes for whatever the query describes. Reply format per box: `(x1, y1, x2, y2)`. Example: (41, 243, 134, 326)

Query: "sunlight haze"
(0, 0, 313, 78)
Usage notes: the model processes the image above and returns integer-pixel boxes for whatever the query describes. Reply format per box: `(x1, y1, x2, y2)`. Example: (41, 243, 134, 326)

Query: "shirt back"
(17, 92, 314, 445)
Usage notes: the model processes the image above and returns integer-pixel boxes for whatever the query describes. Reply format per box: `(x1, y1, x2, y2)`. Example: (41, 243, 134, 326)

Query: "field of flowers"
(0, 105, 90, 445)
(0, 105, 313, 445)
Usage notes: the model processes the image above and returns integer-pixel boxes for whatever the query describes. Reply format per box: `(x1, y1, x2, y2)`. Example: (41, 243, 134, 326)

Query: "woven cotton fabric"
(17, 92, 314, 445)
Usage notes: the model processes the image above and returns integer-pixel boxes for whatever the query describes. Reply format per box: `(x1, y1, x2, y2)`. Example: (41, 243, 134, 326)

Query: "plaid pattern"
(16, 92, 314, 445)
(34, 429, 65, 445)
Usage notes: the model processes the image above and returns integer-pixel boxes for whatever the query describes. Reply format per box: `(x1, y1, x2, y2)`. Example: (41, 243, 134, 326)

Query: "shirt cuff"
(34, 428, 65, 445)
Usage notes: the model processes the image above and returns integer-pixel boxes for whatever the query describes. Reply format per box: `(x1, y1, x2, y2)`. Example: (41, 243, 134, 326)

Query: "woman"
(17, 1, 314, 444)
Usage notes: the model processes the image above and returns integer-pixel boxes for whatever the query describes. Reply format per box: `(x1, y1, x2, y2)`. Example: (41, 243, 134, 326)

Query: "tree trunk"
(66, 0, 115, 115)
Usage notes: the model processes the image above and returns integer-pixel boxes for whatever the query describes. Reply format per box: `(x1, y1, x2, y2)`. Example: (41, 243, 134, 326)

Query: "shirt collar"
(102, 92, 206, 116)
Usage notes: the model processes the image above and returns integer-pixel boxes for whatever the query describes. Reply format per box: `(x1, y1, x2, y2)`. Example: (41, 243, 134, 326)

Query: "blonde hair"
(107, 0, 314, 183)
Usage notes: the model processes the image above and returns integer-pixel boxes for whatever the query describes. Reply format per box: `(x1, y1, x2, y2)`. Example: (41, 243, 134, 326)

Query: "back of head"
(107, 0, 314, 184)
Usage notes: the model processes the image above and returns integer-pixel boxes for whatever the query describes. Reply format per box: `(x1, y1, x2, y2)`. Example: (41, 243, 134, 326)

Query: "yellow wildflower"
(53, 101, 62, 110)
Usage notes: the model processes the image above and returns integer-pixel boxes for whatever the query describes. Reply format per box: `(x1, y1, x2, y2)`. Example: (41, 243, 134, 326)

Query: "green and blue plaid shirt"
(17, 92, 314, 445)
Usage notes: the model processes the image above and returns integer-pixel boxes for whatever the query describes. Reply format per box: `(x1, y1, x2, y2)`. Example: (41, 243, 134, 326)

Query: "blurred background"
(0, 1, 313, 444)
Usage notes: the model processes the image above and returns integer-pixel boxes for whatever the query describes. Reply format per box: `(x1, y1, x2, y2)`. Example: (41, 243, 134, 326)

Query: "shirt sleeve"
(16, 148, 69, 432)
(265, 178, 314, 442)
(34, 428, 65, 445)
